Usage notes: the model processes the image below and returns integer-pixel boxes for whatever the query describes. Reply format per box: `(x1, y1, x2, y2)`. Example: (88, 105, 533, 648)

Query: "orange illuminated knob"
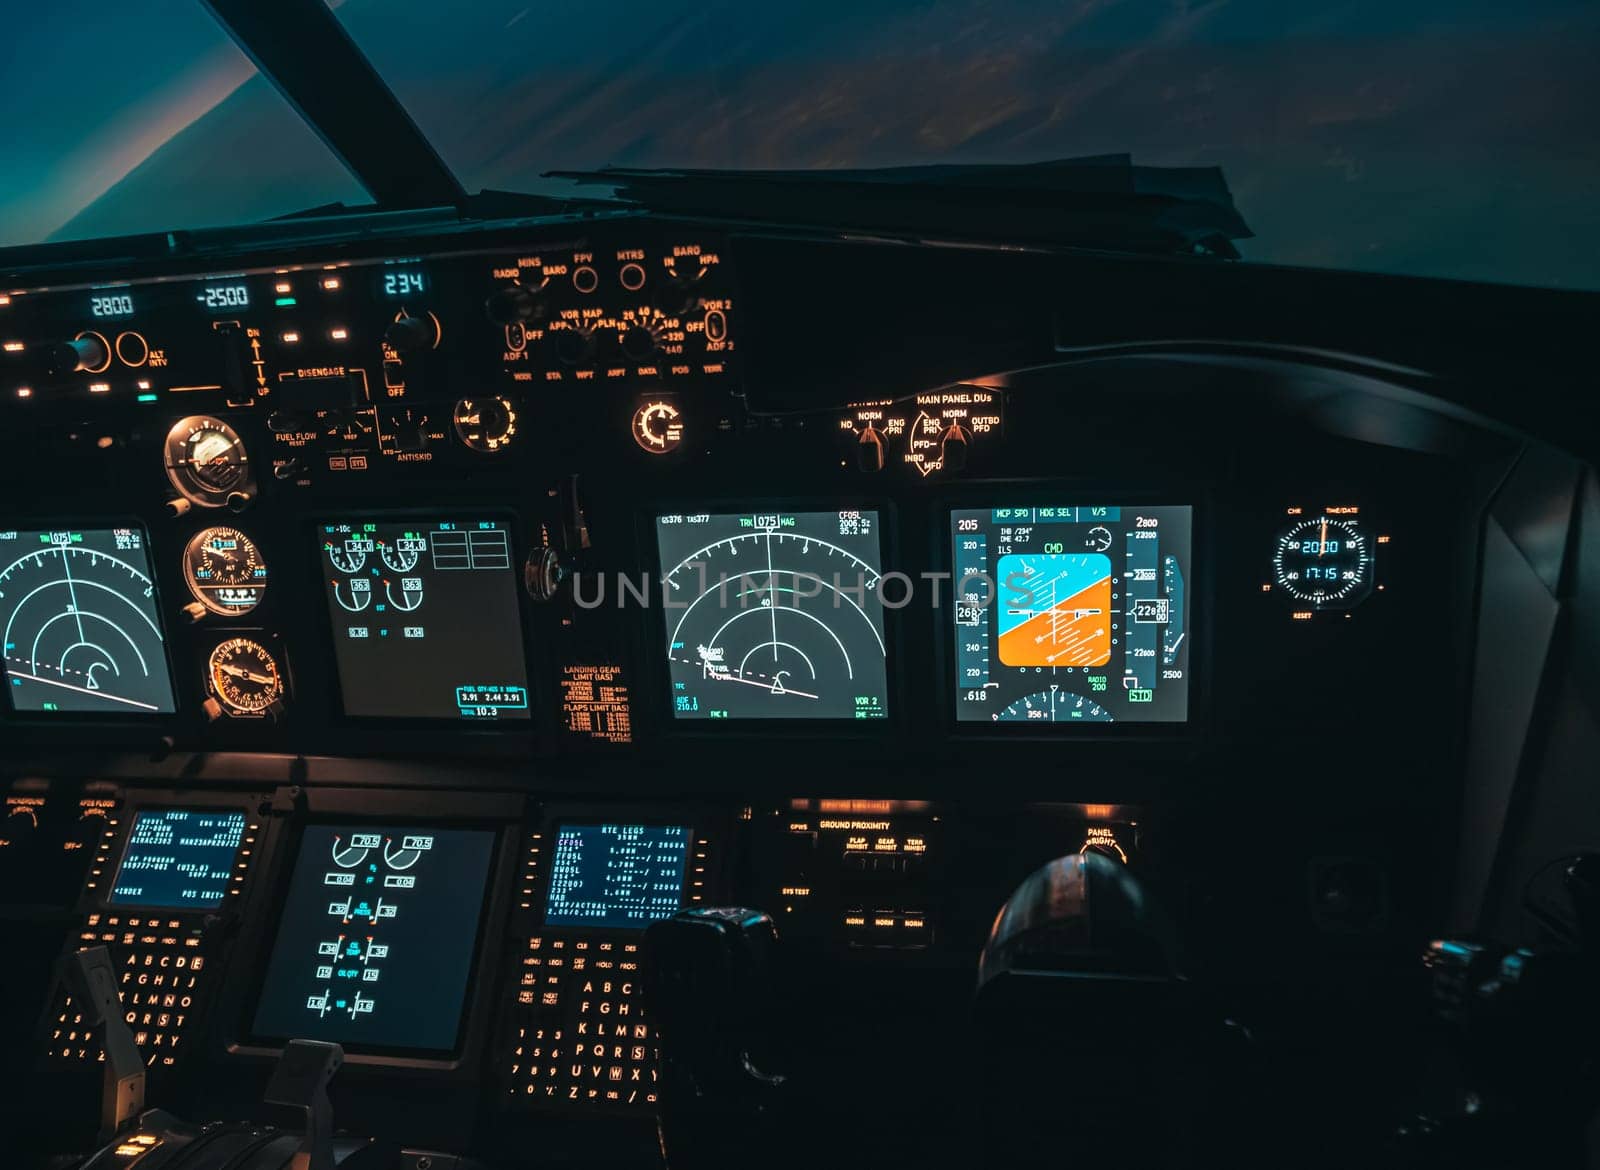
(385, 313, 439, 352)
(0, 808, 37, 847)
(485, 285, 541, 326)
(856, 426, 886, 473)
(939, 423, 970, 471)
(45, 334, 110, 376)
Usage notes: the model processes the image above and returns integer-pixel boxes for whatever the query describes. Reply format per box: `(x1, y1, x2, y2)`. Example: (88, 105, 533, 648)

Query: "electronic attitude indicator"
(182, 526, 267, 615)
(0, 527, 177, 713)
(951, 505, 1192, 726)
(1271, 511, 1375, 610)
(656, 511, 890, 720)
(207, 636, 284, 717)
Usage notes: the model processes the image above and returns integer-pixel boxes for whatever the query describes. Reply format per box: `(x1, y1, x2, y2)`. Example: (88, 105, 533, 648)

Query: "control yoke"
(65, 946, 145, 1144)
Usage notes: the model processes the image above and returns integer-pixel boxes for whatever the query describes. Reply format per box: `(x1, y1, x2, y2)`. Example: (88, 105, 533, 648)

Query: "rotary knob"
(939, 423, 970, 472)
(385, 312, 440, 352)
(856, 426, 886, 473)
(46, 333, 111, 376)
(484, 285, 542, 326)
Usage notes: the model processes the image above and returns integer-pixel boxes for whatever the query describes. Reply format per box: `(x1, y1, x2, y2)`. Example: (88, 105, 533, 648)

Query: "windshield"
(0, 0, 362, 248)
(6, 1, 1597, 291)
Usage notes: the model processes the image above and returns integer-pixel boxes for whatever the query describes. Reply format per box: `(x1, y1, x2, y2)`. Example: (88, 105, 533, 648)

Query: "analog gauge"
(992, 690, 1113, 723)
(378, 534, 423, 574)
(1272, 514, 1375, 609)
(182, 527, 268, 616)
(632, 399, 684, 454)
(207, 637, 285, 717)
(452, 396, 517, 453)
(324, 532, 372, 575)
(164, 415, 251, 508)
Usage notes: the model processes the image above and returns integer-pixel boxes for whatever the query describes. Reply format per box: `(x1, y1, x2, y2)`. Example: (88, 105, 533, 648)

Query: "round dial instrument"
(207, 637, 284, 716)
(164, 416, 250, 508)
(182, 527, 267, 615)
(1272, 514, 1375, 609)
(993, 690, 1113, 723)
(452, 396, 518, 453)
(632, 399, 684, 453)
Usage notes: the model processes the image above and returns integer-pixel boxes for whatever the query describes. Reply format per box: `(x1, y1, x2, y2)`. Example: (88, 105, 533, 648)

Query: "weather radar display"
(0, 526, 176, 714)
(656, 510, 890, 720)
(951, 505, 1191, 725)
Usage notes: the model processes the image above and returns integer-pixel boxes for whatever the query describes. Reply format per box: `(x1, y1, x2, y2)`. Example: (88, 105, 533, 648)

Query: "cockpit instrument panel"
(249, 823, 496, 1055)
(0, 525, 177, 715)
(950, 505, 1192, 725)
(655, 510, 890, 721)
(319, 518, 529, 721)
(108, 809, 247, 909)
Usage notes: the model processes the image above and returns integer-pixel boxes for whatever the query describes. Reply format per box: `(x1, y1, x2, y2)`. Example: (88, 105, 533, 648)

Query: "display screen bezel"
(310, 511, 534, 727)
(106, 806, 249, 910)
(240, 817, 503, 1063)
(642, 498, 902, 734)
(542, 821, 695, 931)
(0, 518, 180, 722)
(934, 486, 1208, 741)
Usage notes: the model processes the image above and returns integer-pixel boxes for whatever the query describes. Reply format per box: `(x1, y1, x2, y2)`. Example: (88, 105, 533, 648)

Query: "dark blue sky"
(4, 0, 1597, 289)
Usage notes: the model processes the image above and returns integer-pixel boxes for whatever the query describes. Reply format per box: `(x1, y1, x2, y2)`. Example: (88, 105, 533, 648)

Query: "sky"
(2, 0, 1597, 289)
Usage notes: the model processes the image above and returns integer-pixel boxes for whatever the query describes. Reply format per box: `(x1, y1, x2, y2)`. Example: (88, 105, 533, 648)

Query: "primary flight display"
(950, 505, 1191, 724)
(656, 510, 890, 720)
(0, 526, 177, 715)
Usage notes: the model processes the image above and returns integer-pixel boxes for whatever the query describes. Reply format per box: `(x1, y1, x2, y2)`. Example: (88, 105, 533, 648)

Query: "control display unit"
(319, 519, 530, 720)
(950, 505, 1192, 724)
(0, 525, 177, 715)
(108, 809, 247, 908)
(544, 824, 691, 930)
(655, 510, 890, 720)
(251, 824, 496, 1055)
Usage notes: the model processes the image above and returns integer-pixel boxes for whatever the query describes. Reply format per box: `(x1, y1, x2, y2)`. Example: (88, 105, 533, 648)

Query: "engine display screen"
(655, 510, 890, 720)
(251, 824, 495, 1055)
(319, 519, 530, 720)
(0, 526, 177, 715)
(544, 823, 692, 930)
(109, 809, 247, 908)
(950, 505, 1192, 725)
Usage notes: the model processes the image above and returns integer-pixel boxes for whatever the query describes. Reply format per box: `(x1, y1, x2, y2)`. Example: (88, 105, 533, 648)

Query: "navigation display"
(109, 809, 247, 908)
(319, 519, 530, 720)
(251, 824, 495, 1054)
(655, 510, 890, 720)
(0, 526, 177, 715)
(545, 824, 691, 930)
(950, 505, 1192, 725)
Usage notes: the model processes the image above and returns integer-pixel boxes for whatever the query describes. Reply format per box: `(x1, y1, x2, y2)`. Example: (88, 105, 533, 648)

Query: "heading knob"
(385, 313, 440, 353)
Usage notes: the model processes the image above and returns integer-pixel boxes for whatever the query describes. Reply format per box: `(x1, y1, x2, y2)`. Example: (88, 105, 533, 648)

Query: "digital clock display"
(90, 292, 134, 318)
(197, 283, 250, 311)
(380, 270, 427, 298)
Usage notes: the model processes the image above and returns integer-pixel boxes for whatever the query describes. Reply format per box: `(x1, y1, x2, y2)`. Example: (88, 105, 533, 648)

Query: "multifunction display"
(544, 824, 691, 930)
(950, 505, 1192, 724)
(655, 510, 890, 720)
(0, 526, 177, 715)
(251, 824, 495, 1054)
(108, 809, 247, 908)
(319, 519, 530, 720)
